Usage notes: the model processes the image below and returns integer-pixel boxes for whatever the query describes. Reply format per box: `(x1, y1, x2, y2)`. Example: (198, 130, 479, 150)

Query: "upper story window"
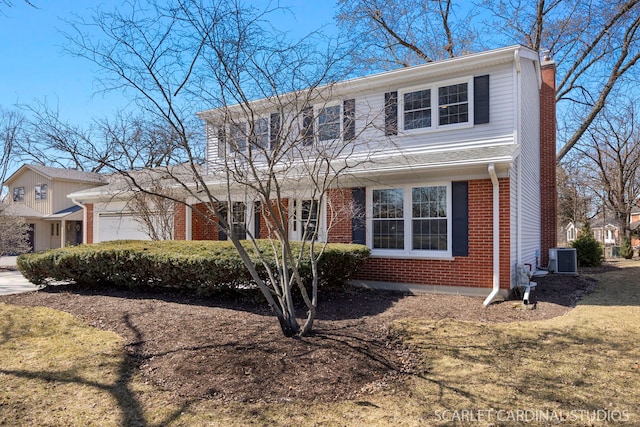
(252, 118, 269, 149)
(318, 105, 341, 141)
(35, 184, 48, 201)
(302, 99, 356, 146)
(230, 123, 247, 153)
(12, 187, 24, 202)
(224, 113, 282, 155)
(438, 83, 468, 125)
(387, 75, 488, 135)
(403, 89, 431, 130)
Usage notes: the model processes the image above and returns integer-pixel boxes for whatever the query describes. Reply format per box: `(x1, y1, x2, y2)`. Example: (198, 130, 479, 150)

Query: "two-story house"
(70, 45, 557, 304)
(2, 164, 104, 251)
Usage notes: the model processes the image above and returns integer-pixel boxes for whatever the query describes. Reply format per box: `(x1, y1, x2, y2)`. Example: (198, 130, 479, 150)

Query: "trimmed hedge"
(17, 240, 370, 295)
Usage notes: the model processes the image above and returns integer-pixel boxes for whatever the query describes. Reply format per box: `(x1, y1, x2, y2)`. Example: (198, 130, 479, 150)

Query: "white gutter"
(71, 198, 87, 245)
(483, 163, 501, 306)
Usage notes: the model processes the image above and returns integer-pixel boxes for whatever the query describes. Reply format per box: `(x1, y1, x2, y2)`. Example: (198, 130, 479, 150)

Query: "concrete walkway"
(0, 256, 40, 295)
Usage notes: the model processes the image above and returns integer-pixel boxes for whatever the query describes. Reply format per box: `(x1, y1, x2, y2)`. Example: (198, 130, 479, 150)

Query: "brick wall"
(259, 198, 289, 239)
(540, 60, 557, 265)
(173, 202, 187, 240)
(191, 202, 220, 240)
(326, 188, 353, 243)
(353, 178, 511, 289)
(85, 203, 93, 244)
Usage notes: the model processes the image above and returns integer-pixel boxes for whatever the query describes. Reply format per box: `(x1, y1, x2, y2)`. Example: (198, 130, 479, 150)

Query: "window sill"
(369, 251, 454, 261)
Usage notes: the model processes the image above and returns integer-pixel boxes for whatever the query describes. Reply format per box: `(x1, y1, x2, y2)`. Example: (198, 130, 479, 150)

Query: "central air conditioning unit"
(548, 248, 578, 275)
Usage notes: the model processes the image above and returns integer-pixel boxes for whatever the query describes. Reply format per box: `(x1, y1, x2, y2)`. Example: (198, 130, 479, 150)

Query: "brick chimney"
(540, 57, 557, 266)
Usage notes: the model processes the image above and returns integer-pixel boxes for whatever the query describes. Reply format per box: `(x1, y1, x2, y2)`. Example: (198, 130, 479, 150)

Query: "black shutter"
(351, 187, 366, 244)
(270, 113, 281, 150)
(474, 75, 490, 124)
(451, 181, 469, 256)
(218, 202, 228, 241)
(343, 99, 356, 141)
(302, 106, 314, 146)
(384, 91, 398, 136)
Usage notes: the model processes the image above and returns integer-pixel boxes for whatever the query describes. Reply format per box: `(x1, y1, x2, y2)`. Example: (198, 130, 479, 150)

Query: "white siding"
(517, 58, 541, 274)
(204, 63, 519, 163)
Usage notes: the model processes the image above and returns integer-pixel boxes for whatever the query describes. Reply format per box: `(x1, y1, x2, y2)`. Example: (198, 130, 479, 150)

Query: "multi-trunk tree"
(24, 0, 382, 337)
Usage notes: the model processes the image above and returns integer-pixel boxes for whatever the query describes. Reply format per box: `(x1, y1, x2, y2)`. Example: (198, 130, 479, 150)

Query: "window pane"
(373, 219, 404, 249)
(373, 188, 404, 249)
(232, 202, 246, 240)
(412, 186, 447, 251)
(373, 188, 404, 218)
(318, 105, 341, 141)
(253, 118, 269, 149)
(403, 89, 431, 130)
(438, 83, 469, 125)
(230, 123, 247, 152)
(300, 199, 318, 240)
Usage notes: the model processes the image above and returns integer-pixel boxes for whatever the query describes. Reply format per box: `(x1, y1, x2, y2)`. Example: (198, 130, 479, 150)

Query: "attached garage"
(97, 213, 151, 242)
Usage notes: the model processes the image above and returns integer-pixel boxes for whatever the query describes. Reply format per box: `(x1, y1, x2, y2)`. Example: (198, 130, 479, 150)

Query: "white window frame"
(289, 198, 326, 241)
(366, 182, 452, 259)
(399, 77, 474, 134)
(35, 184, 48, 201)
(13, 186, 25, 202)
(317, 103, 342, 142)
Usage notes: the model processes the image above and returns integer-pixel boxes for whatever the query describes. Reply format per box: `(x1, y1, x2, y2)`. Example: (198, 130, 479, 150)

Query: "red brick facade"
(326, 188, 353, 243)
(85, 203, 94, 244)
(173, 202, 187, 240)
(259, 199, 289, 239)
(191, 202, 220, 241)
(354, 178, 511, 290)
(540, 61, 557, 265)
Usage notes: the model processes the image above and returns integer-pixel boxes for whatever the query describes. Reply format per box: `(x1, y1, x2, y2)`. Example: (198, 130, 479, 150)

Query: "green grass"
(1, 260, 639, 426)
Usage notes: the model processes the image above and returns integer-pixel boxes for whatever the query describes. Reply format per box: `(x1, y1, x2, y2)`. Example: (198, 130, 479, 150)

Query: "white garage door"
(97, 213, 151, 242)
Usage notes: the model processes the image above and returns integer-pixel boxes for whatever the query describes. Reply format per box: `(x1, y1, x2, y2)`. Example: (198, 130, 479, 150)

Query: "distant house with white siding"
(1, 164, 104, 252)
(70, 45, 557, 304)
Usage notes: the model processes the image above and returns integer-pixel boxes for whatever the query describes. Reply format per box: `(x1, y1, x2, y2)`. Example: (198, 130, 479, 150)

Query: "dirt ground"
(0, 270, 598, 403)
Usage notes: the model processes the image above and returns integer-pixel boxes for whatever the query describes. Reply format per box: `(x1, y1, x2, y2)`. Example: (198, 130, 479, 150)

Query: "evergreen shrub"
(571, 224, 603, 267)
(17, 240, 370, 295)
(620, 236, 634, 259)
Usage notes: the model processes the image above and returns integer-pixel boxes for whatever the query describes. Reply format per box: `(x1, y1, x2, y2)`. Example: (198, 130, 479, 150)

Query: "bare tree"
(58, 0, 378, 337)
(557, 159, 596, 226)
(0, 107, 24, 186)
(0, 201, 31, 256)
(576, 101, 640, 240)
(335, 0, 640, 161)
(0, 108, 31, 255)
(336, 0, 477, 70)
(127, 184, 177, 241)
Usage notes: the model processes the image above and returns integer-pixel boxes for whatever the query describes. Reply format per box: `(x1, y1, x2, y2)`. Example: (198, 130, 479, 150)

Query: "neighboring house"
(564, 220, 619, 246)
(1, 164, 105, 252)
(69, 45, 557, 303)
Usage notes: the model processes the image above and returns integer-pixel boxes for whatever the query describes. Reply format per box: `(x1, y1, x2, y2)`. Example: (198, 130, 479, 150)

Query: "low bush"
(17, 240, 370, 295)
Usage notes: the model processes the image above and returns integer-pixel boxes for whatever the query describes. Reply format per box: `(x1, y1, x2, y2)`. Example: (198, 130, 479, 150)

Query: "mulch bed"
(0, 271, 597, 403)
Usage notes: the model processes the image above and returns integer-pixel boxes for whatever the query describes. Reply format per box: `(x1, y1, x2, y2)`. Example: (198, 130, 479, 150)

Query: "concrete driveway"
(0, 256, 40, 295)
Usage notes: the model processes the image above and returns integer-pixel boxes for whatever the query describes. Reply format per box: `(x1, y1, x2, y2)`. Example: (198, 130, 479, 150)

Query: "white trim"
(398, 76, 474, 135)
(366, 182, 452, 259)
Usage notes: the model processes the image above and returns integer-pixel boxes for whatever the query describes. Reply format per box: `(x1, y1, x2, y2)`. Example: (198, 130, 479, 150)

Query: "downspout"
(483, 163, 501, 306)
(71, 198, 87, 245)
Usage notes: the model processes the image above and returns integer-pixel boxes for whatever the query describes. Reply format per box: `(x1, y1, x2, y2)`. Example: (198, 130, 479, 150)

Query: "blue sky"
(0, 1, 337, 125)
